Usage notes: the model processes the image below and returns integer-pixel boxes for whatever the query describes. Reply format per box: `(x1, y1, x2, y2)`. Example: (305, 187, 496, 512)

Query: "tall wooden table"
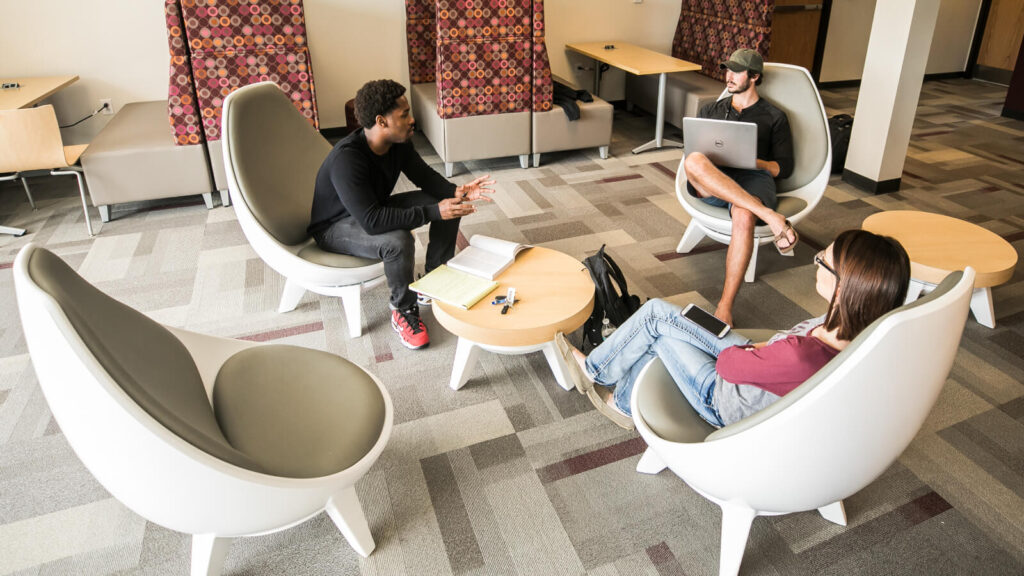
(566, 42, 700, 154)
(862, 210, 1018, 328)
(0, 75, 79, 110)
(0, 75, 79, 236)
(433, 247, 594, 391)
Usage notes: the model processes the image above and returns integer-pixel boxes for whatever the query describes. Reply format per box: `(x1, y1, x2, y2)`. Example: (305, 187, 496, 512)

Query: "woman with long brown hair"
(558, 229, 911, 429)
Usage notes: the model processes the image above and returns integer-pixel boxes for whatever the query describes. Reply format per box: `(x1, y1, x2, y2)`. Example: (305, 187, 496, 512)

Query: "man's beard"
(727, 77, 751, 94)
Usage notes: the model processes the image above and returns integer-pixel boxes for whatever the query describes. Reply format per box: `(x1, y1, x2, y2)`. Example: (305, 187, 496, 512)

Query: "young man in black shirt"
(308, 79, 494, 350)
(684, 48, 798, 326)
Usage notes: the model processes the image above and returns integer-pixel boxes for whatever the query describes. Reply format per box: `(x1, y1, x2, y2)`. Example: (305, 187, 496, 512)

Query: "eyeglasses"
(814, 250, 838, 277)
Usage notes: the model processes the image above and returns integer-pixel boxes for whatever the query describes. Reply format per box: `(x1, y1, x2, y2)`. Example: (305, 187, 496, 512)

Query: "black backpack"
(828, 114, 853, 173)
(582, 245, 642, 351)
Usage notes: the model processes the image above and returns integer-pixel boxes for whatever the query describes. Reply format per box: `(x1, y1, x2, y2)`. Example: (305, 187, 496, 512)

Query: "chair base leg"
(818, 500, 847, 526)
(53, 168, 93, 237)
(21, 177, 36, 209)
(278, 278, 306, 313)
(202, 192, 215, 210)
(636, 448, 668, 475)
(519, 154, 529, 169)
(98, 205, 111, 223)
(220, 189, 231, 207)
(676, 223, 705, 254)
(532, 153, 541, 168)
(0, 225, 27, 237)
(718, 502, 757, 576)
(191, 534, 232, 576)
(444, 162, 454, 178)
(599, 145, 609, 160)
(327, 485, 376, 557)
(339, 284, 363, 338)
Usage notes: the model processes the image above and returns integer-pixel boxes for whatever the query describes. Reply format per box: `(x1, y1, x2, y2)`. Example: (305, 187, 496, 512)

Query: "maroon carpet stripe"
(655, 244, 726, 261)
(0, 262, 11, 270)
(536, 436, 646, 483)
(647, 541, 688, 576)
(602, 173, 644, 183)
(651, 162, 677, 179)
(238, 321, 324, 342)
(375, 352, 394, 363)
(1002, 230, 1024, 243)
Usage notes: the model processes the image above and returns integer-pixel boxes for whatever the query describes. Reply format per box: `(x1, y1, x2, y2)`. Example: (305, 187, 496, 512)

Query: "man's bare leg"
(684, 152, 795, 324)
(715, 208, 757, 325)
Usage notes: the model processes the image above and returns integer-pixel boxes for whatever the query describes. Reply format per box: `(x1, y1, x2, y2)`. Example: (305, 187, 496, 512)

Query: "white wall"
(0, 0, 410, 144)
(820, 0, 983, 83)
(545, 0, 681, 100)
(0, 0, 987, 144)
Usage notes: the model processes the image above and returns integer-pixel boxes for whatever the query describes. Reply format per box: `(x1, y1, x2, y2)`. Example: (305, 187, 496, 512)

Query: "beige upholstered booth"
(80, 101, 217, 223)
(13, 243, 394, 576)
(411, 83, 532, 177)
(0, 104, 93, 236)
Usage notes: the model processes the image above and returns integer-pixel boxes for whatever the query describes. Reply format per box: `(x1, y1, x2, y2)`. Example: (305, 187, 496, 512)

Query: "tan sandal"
(774, 220, 799, 255)
(587, 385, 635, 430)
(554, 332, 593, 395)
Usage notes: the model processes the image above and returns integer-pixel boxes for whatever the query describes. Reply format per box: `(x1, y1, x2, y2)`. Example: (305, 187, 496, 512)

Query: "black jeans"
(313, 190, 460, 310)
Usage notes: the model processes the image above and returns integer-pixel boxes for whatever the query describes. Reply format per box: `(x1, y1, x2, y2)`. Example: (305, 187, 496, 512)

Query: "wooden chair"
(0, 105, 93, 236)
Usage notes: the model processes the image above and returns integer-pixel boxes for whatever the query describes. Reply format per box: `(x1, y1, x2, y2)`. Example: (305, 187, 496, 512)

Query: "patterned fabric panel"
(179, 0, 308, 52)
(533, 40, 553, 112)
(406, 0, 434, 19)
(166, 0, 203, 146)
(533, 0, 545, 37)
(681, 0, 773, 26)
(191, 46, 318, 140)
(673, 12, 771, 82)
(436, 0, 533, 42)
(407, 17, 437, 84)
(436, 39, 533, 119)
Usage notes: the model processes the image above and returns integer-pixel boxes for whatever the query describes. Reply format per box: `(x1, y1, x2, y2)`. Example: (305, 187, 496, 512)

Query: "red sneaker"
(391, 306, 430, 349)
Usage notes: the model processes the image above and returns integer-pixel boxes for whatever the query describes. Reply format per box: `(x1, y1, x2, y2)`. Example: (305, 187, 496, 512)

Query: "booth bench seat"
(531, 93, 613, 167)
(410, 83, 531, 178)
(81, 101, 219, 222)
(625, 72, 723, 130)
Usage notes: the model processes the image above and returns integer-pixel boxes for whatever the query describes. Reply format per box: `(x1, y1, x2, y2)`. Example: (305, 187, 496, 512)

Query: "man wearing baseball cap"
(683, 48, 796, 326)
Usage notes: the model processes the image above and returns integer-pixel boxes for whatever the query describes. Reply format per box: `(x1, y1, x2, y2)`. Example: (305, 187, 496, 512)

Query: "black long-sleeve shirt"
(698, 96, 795, 179)
(308, 129, 456, 237)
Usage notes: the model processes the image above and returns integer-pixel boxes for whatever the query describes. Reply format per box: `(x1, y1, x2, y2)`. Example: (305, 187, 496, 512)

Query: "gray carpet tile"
(1, 78, 1023, 575)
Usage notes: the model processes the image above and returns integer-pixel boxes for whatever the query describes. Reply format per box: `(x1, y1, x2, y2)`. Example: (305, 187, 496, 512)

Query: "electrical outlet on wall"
(99, 99, 113, 115)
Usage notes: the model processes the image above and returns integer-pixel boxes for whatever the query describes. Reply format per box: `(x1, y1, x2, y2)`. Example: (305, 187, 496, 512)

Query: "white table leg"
(969, 287, 996, 329)
(541, 340, 575, 391)
(632, 72, 683, 154)
(450, 337, 482, 390)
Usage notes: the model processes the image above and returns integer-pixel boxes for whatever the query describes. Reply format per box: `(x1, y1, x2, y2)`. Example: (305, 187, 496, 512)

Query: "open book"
(446, 235, 532, 280)
(409, 266, 498, 310)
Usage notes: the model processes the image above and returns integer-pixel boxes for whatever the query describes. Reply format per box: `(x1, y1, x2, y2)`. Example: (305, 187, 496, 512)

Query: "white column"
(842, 0, 941, 193)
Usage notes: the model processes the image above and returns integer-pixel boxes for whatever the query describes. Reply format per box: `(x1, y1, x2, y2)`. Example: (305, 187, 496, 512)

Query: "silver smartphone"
(681, 303, 731, 338)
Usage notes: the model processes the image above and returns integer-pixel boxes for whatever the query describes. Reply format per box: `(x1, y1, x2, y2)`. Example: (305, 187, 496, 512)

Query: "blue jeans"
(585, 299, 750, 427)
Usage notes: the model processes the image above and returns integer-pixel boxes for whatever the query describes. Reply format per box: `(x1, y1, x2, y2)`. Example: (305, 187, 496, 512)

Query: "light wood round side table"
(433, 247, 595, 390)
(862, 210, 1017, 328)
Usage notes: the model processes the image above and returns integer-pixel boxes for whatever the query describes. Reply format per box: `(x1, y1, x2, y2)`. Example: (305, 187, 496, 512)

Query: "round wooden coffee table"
(433, 247, 595, 390)
(862, 210, 1017, 328)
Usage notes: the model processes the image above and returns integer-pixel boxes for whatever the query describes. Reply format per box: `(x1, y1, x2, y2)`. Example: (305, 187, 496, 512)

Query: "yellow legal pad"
(409, 265, 498, 310)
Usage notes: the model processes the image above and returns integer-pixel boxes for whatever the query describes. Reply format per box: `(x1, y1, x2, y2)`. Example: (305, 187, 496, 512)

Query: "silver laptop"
(683, 117, 758, 169)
